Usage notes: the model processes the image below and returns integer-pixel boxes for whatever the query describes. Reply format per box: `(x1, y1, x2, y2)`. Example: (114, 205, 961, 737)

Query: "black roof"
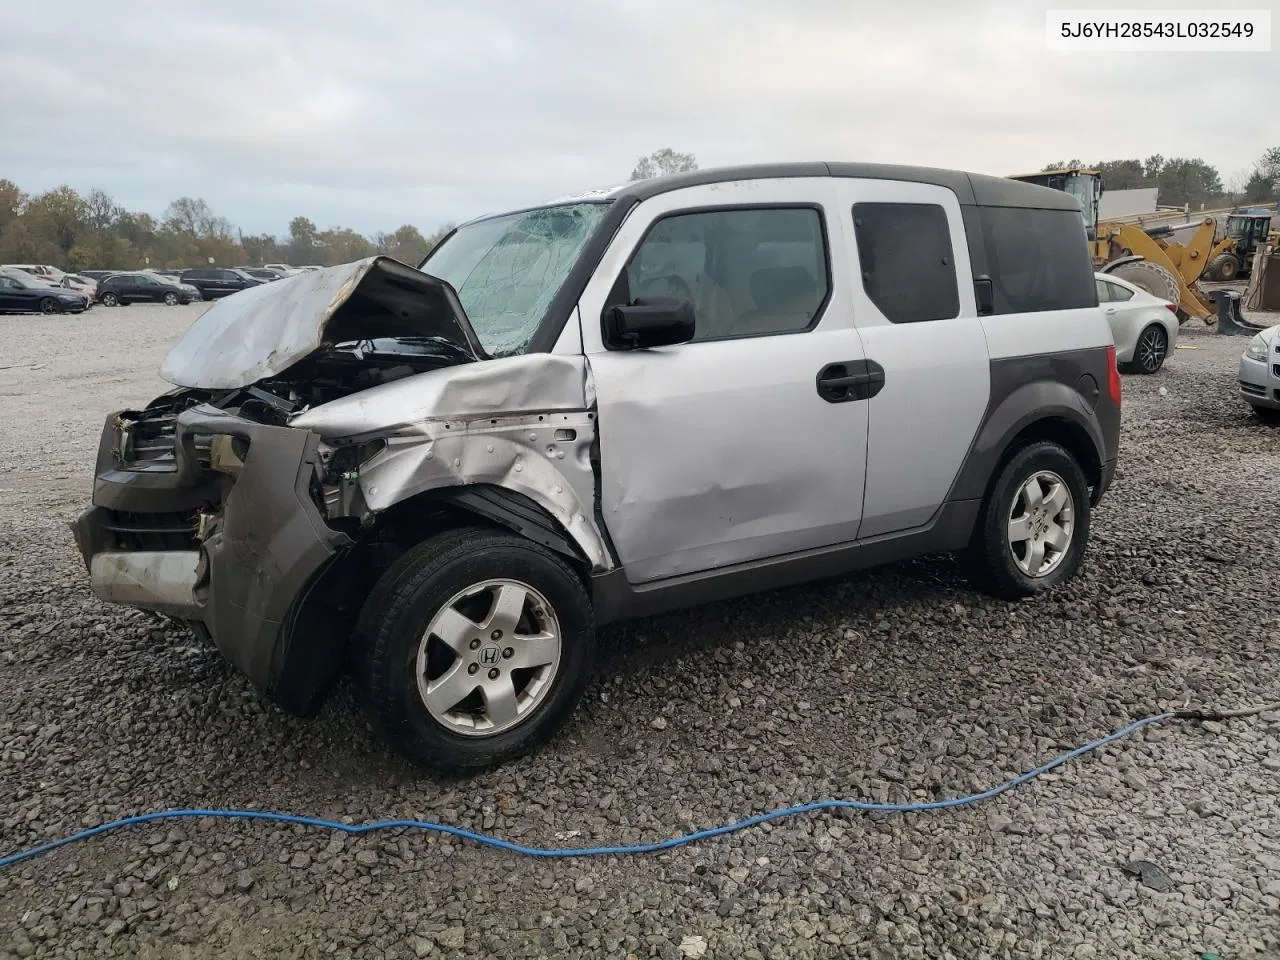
(612, 162, 1082, 211)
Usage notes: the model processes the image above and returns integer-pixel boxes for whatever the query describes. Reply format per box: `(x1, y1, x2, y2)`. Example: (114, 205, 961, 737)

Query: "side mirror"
(602, 296, 696, 350)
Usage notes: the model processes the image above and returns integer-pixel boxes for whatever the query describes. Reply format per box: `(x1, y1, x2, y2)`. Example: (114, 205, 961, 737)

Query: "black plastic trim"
(433, 485, 586, 564)
(945, 349, 1118, 505)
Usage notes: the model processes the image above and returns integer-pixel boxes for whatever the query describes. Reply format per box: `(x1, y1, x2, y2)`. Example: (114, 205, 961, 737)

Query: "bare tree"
(629, 148, 698, 181)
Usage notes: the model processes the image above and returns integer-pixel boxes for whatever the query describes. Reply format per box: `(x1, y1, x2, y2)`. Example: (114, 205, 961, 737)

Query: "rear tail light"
(1165, 303, 1178, 314)
(1106, 344, 1122, 405)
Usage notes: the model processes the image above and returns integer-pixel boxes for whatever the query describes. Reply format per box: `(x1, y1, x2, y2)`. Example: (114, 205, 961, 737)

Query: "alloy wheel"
(1007, 470, 1074, 578)
(1137, 327, 1167, 373)
(415, 578, 562, 737)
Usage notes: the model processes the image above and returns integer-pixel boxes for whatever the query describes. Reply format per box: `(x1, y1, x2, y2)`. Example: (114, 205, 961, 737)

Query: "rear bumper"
(72, 403, 353, 713)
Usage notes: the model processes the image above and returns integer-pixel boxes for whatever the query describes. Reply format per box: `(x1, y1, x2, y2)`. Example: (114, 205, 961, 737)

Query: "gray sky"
(2, 0, 1276, 236)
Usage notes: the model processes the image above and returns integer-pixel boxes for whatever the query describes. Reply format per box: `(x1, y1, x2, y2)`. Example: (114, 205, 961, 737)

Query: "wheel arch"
(948, 381, 1107, 509)
(277, 484, 597, 713)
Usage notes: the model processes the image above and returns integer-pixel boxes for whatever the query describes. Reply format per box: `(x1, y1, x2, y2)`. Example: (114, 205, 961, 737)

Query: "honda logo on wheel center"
(478, 646, 500, 666)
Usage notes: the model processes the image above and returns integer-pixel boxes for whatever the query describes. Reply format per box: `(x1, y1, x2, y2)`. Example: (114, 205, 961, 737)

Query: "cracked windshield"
(420, 202, 609, 357)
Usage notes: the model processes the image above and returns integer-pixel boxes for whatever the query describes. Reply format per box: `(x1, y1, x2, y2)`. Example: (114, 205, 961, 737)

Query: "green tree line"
(1044, 147, 1280, 210)
(0, 181, 454, 271)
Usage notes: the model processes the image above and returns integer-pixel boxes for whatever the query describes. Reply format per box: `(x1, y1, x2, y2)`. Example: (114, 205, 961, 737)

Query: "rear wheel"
(355, 527, 595, 772)
(964, 442, 1091, 600)
(1107, 260, 1180, 308)
(1125, 324, 1168, 374)
(1208, 252, 1240, 282)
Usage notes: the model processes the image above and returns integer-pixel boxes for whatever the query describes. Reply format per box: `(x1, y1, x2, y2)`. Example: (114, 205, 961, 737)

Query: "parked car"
(1093, 272, 1178, 374)
(1239, 323, 1280, 423)
(60, 274, 99, 300)
(0, 270, 90, 313)
(178, 267, 264, 299)
(72, 162, 1120, 772)
(238, 267, 287, 281)
(98, 272, 200, 306)
(2, 263, 67, 284)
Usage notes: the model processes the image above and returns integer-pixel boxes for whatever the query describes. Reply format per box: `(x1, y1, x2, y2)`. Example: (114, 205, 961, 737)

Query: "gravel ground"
(2, 302, 1279, 960)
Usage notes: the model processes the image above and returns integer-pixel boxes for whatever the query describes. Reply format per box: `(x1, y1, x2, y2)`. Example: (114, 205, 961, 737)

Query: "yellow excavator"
(1006, 167, 1264, 325)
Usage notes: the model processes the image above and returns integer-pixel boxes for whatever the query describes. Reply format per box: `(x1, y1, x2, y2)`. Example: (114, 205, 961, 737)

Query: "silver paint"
(575, 178, 871, 583)
(160, 256, 481, 389)
(290, 354, 611, 572)
(833, 178, 991, 539)
(289, 353, 591, 437)
(89, 551, 201, 617)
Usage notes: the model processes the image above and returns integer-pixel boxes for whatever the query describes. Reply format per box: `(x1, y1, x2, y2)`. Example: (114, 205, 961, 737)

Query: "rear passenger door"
(114, 276, 139, 303)
(831, 180, 991, 538)
(579, 179, 872, 583)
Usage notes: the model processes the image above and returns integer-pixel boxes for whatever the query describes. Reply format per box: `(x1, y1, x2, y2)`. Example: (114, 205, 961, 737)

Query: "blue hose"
(0, 712, 1173, 869)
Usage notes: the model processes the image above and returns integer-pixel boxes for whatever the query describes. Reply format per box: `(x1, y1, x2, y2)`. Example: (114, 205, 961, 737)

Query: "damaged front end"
(73, 256, 607, 715)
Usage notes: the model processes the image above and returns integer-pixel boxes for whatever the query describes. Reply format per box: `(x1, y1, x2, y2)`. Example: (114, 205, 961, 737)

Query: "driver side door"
(578, 178, 872, 584)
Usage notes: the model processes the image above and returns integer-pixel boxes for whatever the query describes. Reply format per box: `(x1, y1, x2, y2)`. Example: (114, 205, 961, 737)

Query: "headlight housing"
(1244, 334, 1270, 362)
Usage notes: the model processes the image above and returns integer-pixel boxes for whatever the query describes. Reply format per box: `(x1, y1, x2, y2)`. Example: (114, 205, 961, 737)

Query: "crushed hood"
(160, 256, 486, 389)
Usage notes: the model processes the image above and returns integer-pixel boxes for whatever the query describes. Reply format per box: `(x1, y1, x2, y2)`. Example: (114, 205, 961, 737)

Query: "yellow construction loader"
(1007, 168, 1258, 325)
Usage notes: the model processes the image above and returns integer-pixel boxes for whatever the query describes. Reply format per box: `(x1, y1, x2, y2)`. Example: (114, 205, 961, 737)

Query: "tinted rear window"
(978, 207, 1097, 314)
(852, 202, 959, 324)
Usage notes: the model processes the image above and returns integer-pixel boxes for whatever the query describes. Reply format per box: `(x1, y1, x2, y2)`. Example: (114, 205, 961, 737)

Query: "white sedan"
(1094, 272, 1179, 374)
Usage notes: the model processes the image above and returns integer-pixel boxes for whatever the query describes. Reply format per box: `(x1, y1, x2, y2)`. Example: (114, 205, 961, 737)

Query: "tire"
(1208, 253, 1240, 282)
(1250, 405, 1280, 425)
(964, 441, 1091, 600)
(1107, 260, 1180, 308)
(1126, 324, 1168, 375)
(163, 292, 178, 306)
(38, 297, 58, 315)
(355, 526, 595, 772)
(100, 292, 118, 307)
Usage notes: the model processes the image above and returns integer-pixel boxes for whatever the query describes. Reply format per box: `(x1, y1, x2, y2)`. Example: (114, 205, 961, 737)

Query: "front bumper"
(1239, 354, 1280, 411)
(72, 403, 353, 713)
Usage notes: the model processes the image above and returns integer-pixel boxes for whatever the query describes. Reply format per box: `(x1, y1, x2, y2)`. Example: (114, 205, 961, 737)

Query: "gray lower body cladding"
(72, 404, 351, 714)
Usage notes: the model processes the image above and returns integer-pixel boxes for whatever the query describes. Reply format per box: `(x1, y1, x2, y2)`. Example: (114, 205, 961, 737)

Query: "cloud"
(0, 0, 1275, 235)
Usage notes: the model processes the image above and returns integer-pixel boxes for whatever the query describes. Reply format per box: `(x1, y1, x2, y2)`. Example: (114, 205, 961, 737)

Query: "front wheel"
(1250, 405, 1280, 425)
(100, 292, 119, 307)
(964, 441, 1091, 600)
(163, 292, 178, 306)
(38, 297, 58, 315)
(356, 527, 595, 772)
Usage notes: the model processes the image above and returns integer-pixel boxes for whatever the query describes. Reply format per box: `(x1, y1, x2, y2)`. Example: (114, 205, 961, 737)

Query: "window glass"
(978, 207, 1097, 314)
(623, 207, 829, 340)
(422, 202, 610, 357)
(852, 202, 959, 323)
(1104, 280, 1133, 302)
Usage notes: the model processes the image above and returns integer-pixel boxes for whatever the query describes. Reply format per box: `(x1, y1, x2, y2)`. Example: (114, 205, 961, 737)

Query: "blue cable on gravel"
(1, 704, 1273, 871)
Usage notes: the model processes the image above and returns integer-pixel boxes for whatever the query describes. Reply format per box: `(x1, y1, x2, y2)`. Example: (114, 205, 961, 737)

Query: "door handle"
(1105, 307, 1117, 315)
(816, 360, 885, 403)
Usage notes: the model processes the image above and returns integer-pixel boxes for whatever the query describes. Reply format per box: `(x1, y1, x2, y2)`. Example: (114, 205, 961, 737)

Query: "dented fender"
(289, 353, 613, 572)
